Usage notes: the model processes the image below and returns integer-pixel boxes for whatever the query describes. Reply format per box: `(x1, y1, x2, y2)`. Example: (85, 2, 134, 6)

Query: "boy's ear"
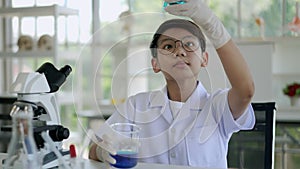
(201, 52, 208, 67)
(151, 58, 161, 73)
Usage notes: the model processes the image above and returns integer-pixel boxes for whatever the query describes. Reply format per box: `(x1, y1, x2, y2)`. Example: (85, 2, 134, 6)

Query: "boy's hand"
(164, 0, 212, 25)
(164, 0, 231, 49)
(95, 134, 117, 167)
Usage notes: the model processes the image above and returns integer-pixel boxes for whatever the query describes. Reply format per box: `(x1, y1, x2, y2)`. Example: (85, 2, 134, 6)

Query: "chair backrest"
(227, 102, 276, 169)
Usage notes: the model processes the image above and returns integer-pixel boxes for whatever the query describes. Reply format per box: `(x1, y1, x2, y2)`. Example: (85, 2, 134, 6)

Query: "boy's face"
(151, 28, 208, 82)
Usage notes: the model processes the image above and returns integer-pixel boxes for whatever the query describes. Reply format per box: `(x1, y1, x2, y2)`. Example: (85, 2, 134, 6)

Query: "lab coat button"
(171, 128, 176, 133)
(170, 152, 176, 158)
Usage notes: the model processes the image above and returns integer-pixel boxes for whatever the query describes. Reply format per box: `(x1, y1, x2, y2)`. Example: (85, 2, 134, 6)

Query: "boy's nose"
(174, 41, 187, 57)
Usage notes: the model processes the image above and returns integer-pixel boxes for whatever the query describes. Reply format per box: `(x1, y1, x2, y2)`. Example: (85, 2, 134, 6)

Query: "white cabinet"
(237, 41, 274, 102)
(271, 37, 300, 122)
(206, 37, 300, 122)
(233, 37, 300, 122)
(204, 40, 274, 102)
(272, 37, 300, 106)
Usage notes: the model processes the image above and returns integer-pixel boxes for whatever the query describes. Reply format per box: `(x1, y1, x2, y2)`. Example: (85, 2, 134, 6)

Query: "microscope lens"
(59, 65, 72, 77)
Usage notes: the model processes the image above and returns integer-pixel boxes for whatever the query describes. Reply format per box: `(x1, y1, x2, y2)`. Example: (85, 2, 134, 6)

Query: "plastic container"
(4, 102, 42, 169)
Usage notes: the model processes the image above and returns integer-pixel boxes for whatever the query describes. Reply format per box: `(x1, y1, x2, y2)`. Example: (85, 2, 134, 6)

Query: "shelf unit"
(0, 5, 80, 85)
(0, 5, 79, 60)
(0, 5, 78, 16)
(0, 4, 82, 126)
(276, 106, 300, 122)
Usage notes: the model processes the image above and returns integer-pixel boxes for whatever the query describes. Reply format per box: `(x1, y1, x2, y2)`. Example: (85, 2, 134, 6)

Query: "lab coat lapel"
(169, 102, 196, 145)
(147, 82, 209, 127)
(148, 87, 173, 124)
(174, 82, 207, 123)
(171, 83, 207, 139)
(195, 83, 221, 143)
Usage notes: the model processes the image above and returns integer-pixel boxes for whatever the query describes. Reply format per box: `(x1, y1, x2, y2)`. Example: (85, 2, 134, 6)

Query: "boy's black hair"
(149, 19, 206, 58)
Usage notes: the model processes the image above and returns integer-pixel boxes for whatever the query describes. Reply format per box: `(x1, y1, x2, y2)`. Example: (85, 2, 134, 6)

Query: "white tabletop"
(0, 153, 214, 169)
(85, 160, 209, 169)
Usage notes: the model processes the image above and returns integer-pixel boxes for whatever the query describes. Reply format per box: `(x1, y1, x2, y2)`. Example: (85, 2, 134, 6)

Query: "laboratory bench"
(0, 153, 228, 169)
(2, 99, 300, 168)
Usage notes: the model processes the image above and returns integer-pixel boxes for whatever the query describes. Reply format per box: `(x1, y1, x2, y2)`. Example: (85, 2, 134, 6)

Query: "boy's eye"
(163, 44, 174, 50)
(184, 41, 195, 50)
(185, 42, 193, 47)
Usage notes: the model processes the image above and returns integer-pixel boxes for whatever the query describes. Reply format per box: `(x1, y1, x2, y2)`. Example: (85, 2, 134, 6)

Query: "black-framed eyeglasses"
(157, 36, 200, 55)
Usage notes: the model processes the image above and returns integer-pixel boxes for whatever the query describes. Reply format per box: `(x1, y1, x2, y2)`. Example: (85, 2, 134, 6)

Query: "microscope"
(8, 62, 72, 168)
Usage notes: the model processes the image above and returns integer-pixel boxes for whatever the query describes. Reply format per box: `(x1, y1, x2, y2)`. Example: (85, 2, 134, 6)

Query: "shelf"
(234, 38, 274, 45)
(0, 50, 55, 58)
(277, 105, 300, 111)
(0, 50, 79, 60)
(266, 36, 300, 43)
(0, 5, 78, 17)
(276, 106, 300, 122)
(0, 5, 80, 60)
(231, 36, 300, 44)
(273, 73, 300, 77)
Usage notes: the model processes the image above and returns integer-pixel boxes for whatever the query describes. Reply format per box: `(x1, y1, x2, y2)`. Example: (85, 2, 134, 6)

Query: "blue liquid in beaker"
(111, 150, 138, 168)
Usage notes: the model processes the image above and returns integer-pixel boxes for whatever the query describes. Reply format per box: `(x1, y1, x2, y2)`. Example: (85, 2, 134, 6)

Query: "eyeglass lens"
(157, 36, 200, 55)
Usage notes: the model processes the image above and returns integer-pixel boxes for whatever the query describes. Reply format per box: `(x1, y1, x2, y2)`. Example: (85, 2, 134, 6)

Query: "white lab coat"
(95, 82, 255, 168)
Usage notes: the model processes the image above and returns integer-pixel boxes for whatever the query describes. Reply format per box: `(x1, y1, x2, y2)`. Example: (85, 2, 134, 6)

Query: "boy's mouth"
(173, 60, 190, 67)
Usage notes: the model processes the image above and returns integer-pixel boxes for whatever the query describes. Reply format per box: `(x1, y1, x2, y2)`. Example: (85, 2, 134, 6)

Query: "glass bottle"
(4, 102, 42, 169)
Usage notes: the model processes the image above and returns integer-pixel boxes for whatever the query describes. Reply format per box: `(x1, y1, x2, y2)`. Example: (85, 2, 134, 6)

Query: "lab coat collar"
(148, 82, 209, 124)
(148, 88, 172, 124)
(149, 81, 208, 108)
(174, 82, 208, 123)
(187, 81, 209, 110)
(148, 89, 168, 108)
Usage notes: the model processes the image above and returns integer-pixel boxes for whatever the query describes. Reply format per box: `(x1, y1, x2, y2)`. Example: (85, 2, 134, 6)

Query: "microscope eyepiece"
(36, 62, 72, 93)
(59, 65, 72, 77)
